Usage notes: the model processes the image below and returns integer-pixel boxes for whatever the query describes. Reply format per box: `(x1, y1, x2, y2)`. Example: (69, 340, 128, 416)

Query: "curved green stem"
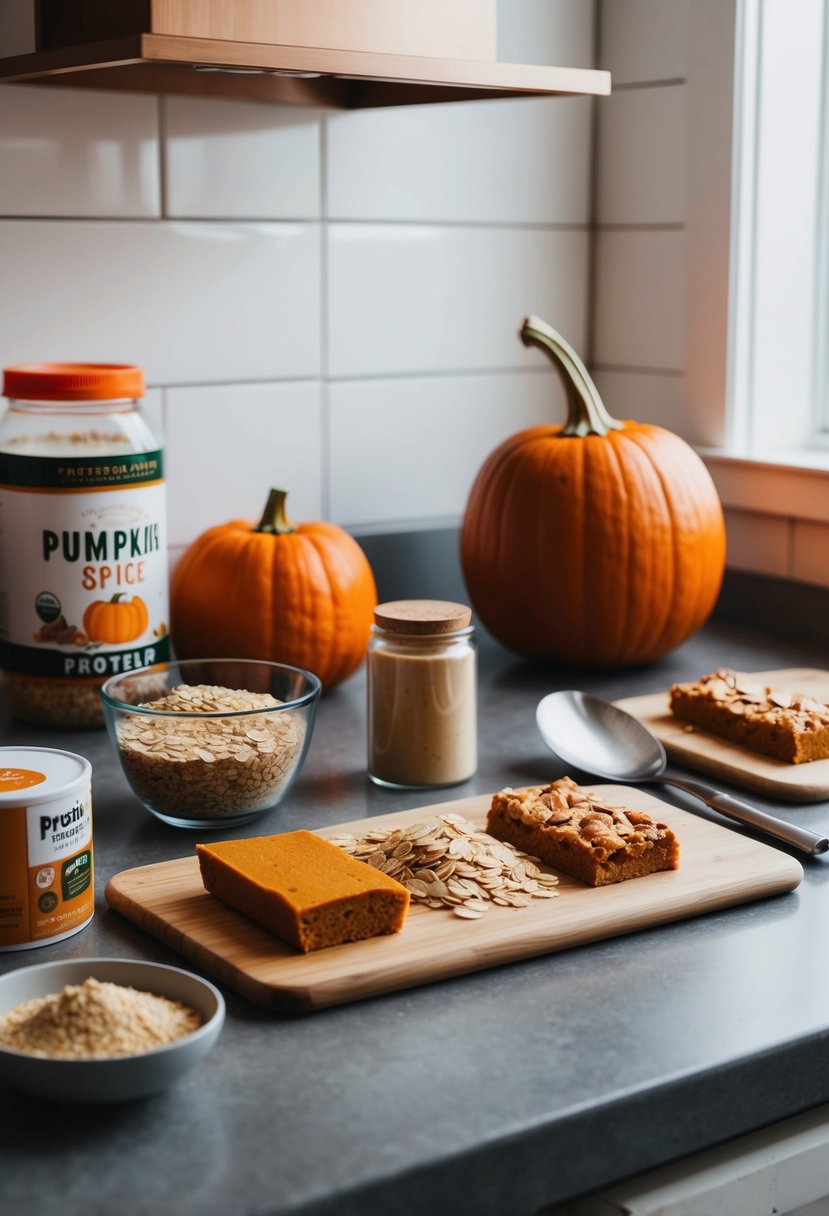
(255, 488, 295, 535)
(520, 315, 622, 436)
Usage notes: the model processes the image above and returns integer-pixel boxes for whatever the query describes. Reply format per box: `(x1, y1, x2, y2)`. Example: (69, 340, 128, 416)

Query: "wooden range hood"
(0, 0, 611, 109)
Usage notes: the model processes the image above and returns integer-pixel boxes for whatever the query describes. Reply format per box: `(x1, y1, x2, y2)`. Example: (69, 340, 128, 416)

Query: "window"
(725, 0, 829, 460)
(693, 0, 829, 570)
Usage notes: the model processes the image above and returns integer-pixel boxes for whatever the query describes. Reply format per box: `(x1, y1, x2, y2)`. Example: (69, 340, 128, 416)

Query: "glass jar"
(367, 599, 477, 789)
(0, 363, 169, 727)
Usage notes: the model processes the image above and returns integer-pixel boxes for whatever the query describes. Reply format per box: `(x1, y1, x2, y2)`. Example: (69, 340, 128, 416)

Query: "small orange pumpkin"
(461, 316, 726, 667)
(170, 489, 377, 689)
(83, 593, 149, 644)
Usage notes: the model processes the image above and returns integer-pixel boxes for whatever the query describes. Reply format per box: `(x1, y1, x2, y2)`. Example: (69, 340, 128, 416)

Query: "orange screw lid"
(3, 362, 144, 402)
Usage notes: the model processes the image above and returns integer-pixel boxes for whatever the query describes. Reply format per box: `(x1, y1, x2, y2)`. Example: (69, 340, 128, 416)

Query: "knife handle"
(661, 775, 829, 856)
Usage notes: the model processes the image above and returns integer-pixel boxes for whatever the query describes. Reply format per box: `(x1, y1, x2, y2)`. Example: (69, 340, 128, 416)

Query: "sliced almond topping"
(332, 813, 559, 916)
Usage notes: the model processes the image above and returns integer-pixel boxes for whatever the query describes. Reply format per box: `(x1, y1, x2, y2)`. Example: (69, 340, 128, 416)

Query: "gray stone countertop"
(2, 621, 829, 1216)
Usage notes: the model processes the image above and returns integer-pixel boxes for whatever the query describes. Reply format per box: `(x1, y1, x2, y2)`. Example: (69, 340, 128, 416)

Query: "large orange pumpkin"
(461, 316, 726, 667)
(170, 489, 377, 689)
(83, 593, 149, 644)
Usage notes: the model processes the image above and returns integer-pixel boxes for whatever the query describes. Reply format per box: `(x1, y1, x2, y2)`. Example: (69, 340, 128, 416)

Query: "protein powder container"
(367, 599, 477, 789)
(0, 747, 93, 951)
(0, 363, 169, 726)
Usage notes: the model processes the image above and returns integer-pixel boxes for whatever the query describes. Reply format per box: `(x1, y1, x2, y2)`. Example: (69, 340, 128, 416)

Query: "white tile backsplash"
(591, 369, 689, 438)
(0, 2, 599, 552)
(0, 86, 160, 217)
(327, 225, 589, 378)
(163, 97, 322, 219)
(326, 96, 592, 224)
(597, 84, 687, 225)
(599, 0, 690, 85)
(498, 0, 594, 68)
(164, 381, 323, 546)
(0, 220, 321, 385)
(593, 229, 688, 370)
(141, 388, 165, 444)
(329, 370, 565, 525)
(1, 3, 790, 589)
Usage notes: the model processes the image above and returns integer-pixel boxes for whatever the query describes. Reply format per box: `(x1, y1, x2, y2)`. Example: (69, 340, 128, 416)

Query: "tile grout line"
(594, 222, 687, 232)
(612, 77, 688, 91)
(158, 96, 169, 219)
(0, 214, 594, 231)
(320, 112, 331, 520)
(138, 365, 684, 392)
(586, 4, 602, 369)
(591, 363, 686, 378)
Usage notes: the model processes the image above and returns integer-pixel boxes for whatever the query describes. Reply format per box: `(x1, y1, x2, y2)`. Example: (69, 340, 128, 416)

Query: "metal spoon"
(536, 689, 829, 856)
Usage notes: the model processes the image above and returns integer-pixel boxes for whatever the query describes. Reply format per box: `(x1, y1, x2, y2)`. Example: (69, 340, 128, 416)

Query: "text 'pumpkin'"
(171, 489, 377, 689)
(461, 316, 726, 668)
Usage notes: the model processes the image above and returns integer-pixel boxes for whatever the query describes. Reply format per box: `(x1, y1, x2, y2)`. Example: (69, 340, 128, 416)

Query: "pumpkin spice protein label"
(0, 749, 94, 951)
(0, 449, 170, 679)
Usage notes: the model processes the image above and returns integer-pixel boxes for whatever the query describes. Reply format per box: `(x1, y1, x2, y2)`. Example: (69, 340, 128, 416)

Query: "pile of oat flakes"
(330, 813, 560, 919)
(117, 683, 305, 819)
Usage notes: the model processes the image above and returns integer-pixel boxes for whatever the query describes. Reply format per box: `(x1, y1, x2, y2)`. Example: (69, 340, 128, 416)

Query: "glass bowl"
(101, 658, 321, 829)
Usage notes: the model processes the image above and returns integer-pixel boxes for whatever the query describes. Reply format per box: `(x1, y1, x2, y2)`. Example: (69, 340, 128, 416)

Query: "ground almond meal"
(0, 977, 202, 1059)
(117, 683, 305, 819)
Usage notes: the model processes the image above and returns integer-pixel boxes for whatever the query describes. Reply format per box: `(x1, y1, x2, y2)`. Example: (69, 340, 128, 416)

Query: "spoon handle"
(660, 775, 829, 856)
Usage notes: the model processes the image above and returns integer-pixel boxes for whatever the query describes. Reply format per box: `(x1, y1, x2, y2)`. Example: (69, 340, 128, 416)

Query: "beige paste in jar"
(367, 600, 477, 789)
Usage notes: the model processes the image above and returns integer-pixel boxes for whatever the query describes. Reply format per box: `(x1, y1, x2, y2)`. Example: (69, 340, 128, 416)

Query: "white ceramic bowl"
(0, 958, 225, 1103)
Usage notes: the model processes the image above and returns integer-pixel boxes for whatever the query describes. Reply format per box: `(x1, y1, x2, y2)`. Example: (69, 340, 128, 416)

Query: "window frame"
(689, 0, 829, 528)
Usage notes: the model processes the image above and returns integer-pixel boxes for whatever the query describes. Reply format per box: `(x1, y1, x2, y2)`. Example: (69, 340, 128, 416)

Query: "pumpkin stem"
(520, 315, 623, 437)
(256, 488, 296, 535)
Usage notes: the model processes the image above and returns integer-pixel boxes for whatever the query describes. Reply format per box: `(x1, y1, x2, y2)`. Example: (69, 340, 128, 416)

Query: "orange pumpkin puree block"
(196, 830, 410, 953)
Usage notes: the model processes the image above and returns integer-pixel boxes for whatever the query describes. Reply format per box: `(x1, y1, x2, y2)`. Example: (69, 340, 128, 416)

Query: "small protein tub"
(0, 748, 93, 951)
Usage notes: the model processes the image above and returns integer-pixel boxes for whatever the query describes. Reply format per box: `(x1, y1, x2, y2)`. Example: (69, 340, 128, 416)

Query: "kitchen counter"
(3, 620, 829, 1216)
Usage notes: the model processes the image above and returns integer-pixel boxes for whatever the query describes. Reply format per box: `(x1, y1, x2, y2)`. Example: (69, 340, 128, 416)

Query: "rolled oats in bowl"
(101, 659, 321, 828)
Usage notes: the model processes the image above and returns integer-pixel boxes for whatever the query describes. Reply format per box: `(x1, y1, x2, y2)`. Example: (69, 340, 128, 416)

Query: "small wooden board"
(616, 668, 829, 803)
(104, 786, 802, 1012)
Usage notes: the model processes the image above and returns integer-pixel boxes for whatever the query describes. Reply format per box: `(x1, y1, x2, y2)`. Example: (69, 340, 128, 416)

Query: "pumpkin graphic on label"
(83, 593, 149, 644)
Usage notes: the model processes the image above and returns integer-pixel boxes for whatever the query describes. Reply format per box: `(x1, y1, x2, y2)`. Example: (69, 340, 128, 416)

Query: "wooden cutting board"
(616, 668, 829, 803)
(104, 786, 803, 1012)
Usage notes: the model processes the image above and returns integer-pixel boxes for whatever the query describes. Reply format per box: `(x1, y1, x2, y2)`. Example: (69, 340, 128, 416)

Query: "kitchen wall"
(592, 0, 694, 440)
(3, 0, 821, 598)
(595, 0, 829, 594)
(0, 0, 595, 585)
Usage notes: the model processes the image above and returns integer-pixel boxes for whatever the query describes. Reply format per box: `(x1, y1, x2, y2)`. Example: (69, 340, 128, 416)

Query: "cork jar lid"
(374, 600, 472, 635)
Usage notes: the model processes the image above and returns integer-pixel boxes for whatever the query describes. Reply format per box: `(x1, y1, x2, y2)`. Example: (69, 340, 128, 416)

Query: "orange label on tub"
(0, 767, 47, 792)
(0, 792, 93, 950)
(0, 808, 28, 942)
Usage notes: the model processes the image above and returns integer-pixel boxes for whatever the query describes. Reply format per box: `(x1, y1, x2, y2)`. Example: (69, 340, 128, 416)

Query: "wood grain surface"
(104, 786, 803, 1012)
(616, 668, 829, 803)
